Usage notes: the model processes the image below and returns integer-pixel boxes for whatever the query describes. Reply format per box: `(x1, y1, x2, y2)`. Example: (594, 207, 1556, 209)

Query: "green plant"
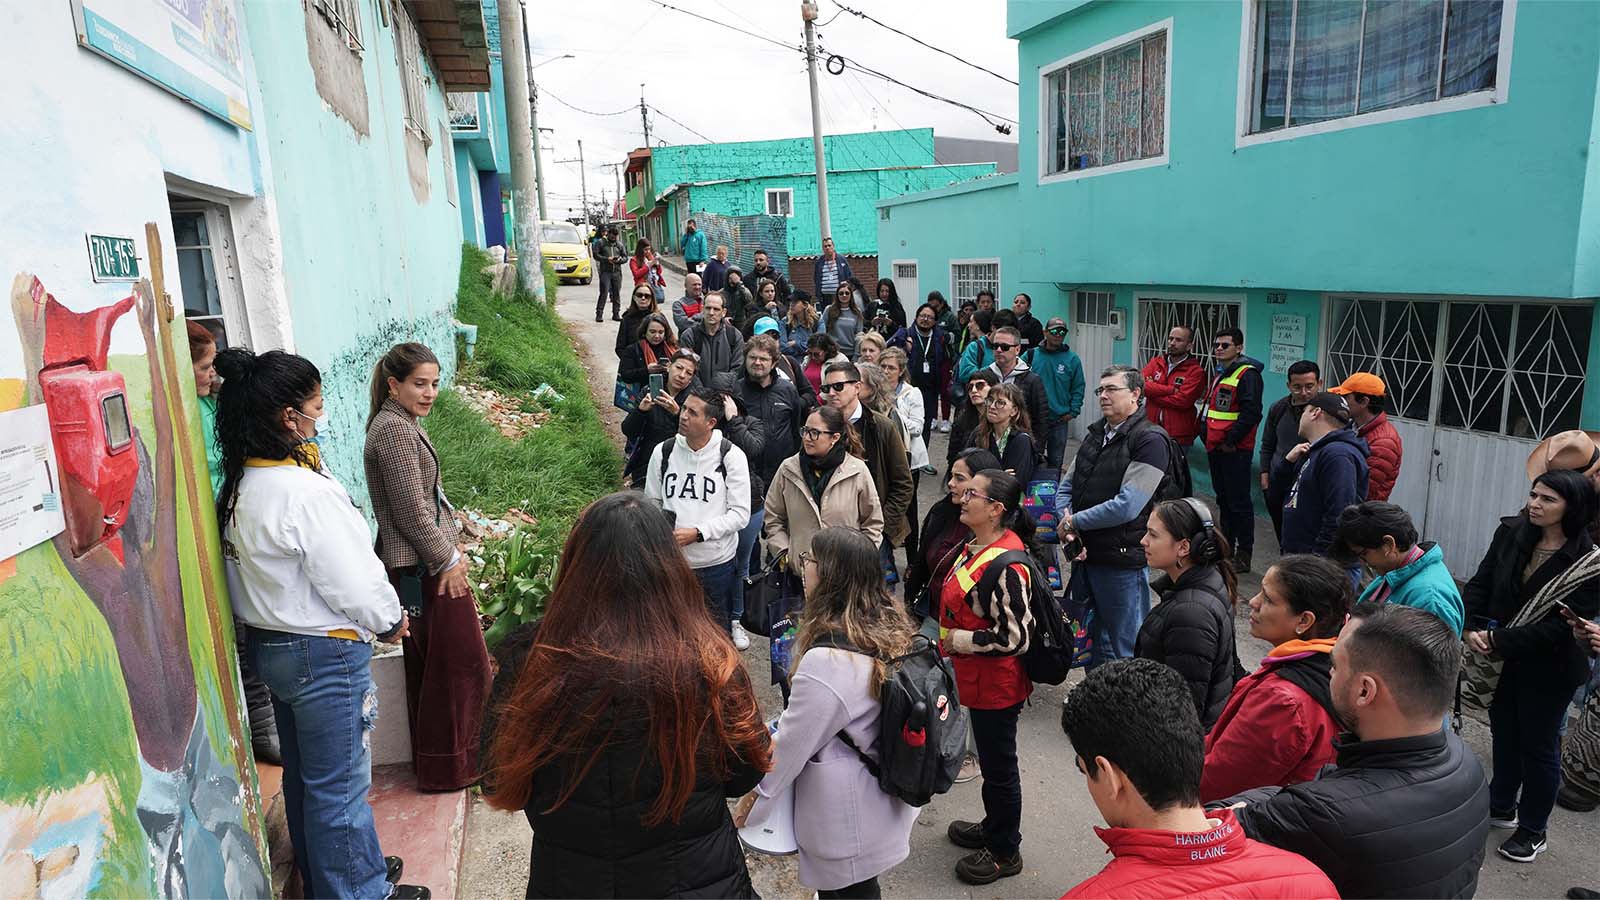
(475, 528, 557, 646)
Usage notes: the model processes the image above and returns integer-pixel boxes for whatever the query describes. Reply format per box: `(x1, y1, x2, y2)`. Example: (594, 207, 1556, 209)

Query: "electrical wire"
(648, 104, 715, 143)
(539, 87, 635, 117)
(640, 0, 802, 52)
(828, 1, 1017, 86)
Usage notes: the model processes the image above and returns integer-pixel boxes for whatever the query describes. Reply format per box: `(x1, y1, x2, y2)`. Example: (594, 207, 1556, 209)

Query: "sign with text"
(1270, 314, 1306, 346)
(1269, 342, 1305, 374)
(86, 233, 140, 282)
(0, 405, 67, 562)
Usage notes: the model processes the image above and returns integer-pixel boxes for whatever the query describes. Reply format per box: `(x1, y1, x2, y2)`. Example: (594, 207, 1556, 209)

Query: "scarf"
(801, 440, 849, 505)
(245, 441, 323, 472)
(642, 338, 674, 366)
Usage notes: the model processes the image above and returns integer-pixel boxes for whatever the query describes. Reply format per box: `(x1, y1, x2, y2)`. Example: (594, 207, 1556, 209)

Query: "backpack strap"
(973, 549, 1037, 598)
(659, 435, 734, 486)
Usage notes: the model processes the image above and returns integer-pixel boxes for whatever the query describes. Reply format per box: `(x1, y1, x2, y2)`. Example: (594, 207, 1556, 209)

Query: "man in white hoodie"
(646, 385, 752, 634)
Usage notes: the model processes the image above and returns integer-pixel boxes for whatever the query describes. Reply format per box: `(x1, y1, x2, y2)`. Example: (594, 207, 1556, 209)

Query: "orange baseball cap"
(1330, 372, 1386, 397)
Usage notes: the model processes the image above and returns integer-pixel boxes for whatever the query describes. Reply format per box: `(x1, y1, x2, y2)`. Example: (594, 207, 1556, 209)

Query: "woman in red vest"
(936, 468, 1035, 887)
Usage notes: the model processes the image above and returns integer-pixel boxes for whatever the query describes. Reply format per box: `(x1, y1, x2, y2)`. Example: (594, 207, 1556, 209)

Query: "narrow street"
(443, 267, 1600, 899)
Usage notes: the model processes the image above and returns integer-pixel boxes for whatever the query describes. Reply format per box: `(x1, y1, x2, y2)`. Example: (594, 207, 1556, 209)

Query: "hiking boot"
(730, 621, 751, 651)
(386, 857, 404, 883)
(1488, 806, 1519, 829)
(946, 819, 985, 849)
(1556, 784, 1597, 812)
(389, 885, 431, 900)
(954, 752, 981, 784)
(1497, 827, 1547, 863)
(954, 848, 1023, 885)
(1230, 550, 1252, 574)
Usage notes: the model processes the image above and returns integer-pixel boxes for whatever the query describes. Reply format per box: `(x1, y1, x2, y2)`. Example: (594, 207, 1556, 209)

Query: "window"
(950, 260, 1000, 307)
(447, 93, 480, 130)
(1247, 0, 1505, 137)
(1074, 291, 1115, 327)
(1043, 22, 1169, 177)
(171, 202, 248, 349)
(394, 3, 429, 138)
(314, 0, 363, 51)
(893, 262, 917, 280)
(765, 188, 793, 217)
(441, 123, 457, 207)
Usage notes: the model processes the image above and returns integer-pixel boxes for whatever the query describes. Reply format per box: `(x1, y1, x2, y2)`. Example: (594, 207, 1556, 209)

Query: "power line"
(640, 0, 802, 52)
(648, 104, 715, 143)
(828, 1, 1017, 86)
(540, 87, 635, 117)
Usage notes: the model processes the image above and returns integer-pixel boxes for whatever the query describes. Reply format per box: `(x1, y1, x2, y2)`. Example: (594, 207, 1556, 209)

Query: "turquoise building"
(450, 0, 514, 248)
(879, 0, 1598, 575)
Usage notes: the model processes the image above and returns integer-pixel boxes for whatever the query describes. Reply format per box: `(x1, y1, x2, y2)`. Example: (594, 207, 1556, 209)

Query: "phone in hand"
(649, 373, 664, 396)
(1554, 599, 1578, 619)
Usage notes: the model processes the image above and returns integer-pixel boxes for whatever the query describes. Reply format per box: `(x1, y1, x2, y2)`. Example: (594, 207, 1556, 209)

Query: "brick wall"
(787, 255, 879, 299)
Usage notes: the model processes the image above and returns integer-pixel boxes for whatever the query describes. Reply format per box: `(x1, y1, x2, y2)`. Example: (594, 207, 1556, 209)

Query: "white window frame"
(394, 2, 430, 141)
(1037, 18, 1173, 185)
(170, 200, 253, 349)
(949, 258, 1001, 308)
(1234, 0, 1518, 149)
(314, 0, 364, 52)
(765, 188, 794, 218)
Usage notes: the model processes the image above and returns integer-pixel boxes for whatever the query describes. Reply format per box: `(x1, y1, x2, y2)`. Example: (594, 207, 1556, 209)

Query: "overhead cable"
(828, 1, 1018, 86)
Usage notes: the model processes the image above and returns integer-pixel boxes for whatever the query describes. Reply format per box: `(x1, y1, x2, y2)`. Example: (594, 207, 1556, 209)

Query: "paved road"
(458, 263, 1599, 899)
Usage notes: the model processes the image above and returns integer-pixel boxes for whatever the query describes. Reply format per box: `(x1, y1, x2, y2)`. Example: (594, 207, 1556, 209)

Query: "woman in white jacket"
(873, 349, 931, 564)
(735, 527, 919, 898)
(214, 348, 423, 900)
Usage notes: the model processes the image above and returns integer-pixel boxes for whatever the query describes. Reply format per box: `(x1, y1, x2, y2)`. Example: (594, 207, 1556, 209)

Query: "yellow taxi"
(540, 221, 592, 284)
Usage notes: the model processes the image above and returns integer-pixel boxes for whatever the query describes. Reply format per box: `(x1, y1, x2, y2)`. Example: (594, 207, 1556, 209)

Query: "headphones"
(1180, 497, 1223, 566)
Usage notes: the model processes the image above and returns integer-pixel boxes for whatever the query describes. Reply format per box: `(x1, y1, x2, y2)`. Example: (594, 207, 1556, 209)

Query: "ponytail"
(214, 348, 322, 525)
(367, 342, 440, 430)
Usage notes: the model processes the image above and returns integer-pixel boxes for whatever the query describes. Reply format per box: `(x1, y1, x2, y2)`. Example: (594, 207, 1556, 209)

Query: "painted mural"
(1, 268, 267, 897)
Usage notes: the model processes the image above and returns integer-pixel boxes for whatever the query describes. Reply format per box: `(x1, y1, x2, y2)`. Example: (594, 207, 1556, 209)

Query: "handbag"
(614, 341, 663, 412)
(741, 556, 784, 637)
(1460, 547, 1600, 716)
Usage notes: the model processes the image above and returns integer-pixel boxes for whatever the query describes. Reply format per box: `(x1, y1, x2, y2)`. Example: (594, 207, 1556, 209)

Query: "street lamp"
(531, 53, 575, 71)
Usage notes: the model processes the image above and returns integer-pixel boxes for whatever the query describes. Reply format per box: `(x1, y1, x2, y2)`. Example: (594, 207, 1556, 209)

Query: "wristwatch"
(694, 528, 704, 543)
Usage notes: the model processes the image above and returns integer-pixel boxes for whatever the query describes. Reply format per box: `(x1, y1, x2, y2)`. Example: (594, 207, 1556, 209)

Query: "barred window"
(951, 261, 1000, 308)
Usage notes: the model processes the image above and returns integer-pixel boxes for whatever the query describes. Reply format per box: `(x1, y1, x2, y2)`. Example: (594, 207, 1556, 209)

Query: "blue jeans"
(695, 557, 739, 633)
(734, 508, 765, 618)
(248, 629, 389, 899)
(1045, 416, 1071, 472)
(1071, 564, 1150, 670)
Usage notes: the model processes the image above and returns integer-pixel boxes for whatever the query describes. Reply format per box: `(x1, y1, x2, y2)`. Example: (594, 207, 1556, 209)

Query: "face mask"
(293, 408, 329, 444)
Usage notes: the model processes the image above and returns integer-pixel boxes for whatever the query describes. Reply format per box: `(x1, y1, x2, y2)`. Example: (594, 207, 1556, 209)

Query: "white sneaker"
(730, 621, 751, 650)
(937, 419, 951, 433)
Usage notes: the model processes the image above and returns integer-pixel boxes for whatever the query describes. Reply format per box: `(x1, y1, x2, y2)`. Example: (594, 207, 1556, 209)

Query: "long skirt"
(391, 567, 493, 791)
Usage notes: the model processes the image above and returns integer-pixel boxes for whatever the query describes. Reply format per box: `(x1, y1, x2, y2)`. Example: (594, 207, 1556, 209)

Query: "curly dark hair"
(214, 348, 322, 525)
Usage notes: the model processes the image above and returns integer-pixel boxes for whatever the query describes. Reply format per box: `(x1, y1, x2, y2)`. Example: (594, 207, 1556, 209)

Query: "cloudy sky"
(524, 0, 1019, 218)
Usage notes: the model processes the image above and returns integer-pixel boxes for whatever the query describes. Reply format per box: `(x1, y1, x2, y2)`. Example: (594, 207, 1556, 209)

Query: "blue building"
(450, 0, 513, 249)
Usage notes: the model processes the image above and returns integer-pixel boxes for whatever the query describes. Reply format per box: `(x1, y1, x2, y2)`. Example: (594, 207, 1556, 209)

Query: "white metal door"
(891, 260, 919, 309)
(1422, 430, 1536, 577)
(1070, 291, 1116, 441)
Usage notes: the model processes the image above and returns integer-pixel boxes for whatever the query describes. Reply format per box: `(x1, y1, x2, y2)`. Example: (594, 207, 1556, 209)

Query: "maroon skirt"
(390, 568, 492, 791)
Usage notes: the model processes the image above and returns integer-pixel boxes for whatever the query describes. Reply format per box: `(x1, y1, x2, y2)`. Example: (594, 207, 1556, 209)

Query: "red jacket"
(1200, 641, 1340, 803)
(938, 531, 1033, 710)
(1141, 354, 1206, 445)
(630, 256, 664, 287)
(1063, 810, 1337, 900)
(1357, 412, 1402, 501)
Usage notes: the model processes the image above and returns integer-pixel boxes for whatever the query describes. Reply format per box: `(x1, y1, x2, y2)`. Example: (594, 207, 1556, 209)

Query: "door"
(891, 260, 919, 309)
(1069, 291, 1116, 440)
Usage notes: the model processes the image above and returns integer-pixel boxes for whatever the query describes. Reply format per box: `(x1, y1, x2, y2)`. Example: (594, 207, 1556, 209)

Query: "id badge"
(922, 360, 931, 374)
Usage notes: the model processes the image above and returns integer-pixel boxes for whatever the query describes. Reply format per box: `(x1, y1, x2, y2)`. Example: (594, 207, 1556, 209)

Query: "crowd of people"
(186, 234, 1600, 898)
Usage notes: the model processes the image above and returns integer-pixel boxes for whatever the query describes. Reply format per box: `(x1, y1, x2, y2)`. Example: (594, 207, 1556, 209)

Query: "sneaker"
(730, 621, 751, 651)
(946, 819, 985, 849)
(1497, 827, 1547, 863)
(1567, 889, 1600, 899)
(954, 848, 1023, 885)
(954, 751, 981, 784)
(390, 886, 431, 900)
(939, 419, 952, 432)
(1488, 806, 1519, 829)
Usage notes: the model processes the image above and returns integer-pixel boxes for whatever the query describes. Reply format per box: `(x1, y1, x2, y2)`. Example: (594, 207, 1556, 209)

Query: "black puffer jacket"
(1135, 566, 1241, 730)
(714, 367, 803, 490)
(1228, 728, 1490, 899)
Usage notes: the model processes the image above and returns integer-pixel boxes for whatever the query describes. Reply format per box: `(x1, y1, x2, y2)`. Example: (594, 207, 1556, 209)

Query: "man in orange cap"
(1330, 373, 1402, 502)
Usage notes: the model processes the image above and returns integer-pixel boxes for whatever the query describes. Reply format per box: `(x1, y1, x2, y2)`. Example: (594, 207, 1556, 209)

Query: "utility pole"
(639, 84, 651, 146)
(801, 1, 832, 247)
(501, 0, 544, 299)
(519, 4, 547, 223)
(600, 162, 625, 207)
(554, 140, 589, 232)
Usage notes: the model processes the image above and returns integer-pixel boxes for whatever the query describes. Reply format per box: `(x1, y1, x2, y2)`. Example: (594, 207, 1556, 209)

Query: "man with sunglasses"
(822, 361, 914, 560)
(983, 326, 1051, 446)
(1032, 317, 1086, 471)
(1202, 328, 1264, 573)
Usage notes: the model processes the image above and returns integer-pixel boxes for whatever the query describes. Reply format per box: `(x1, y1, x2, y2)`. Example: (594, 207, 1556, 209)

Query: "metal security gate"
(1325, 296, 1593, 578)
(1136, 296, 1242, 374)
(1070, 291, 1117, 440)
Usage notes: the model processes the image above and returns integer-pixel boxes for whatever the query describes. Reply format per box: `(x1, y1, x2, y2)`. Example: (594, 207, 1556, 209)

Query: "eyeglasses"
(820, 380, 859, 394)
(800, 427, 838, 440)
(985, 397, 1012, 408)
(1213, 342, 1234, 350)
(991, 342, 1018, 352)
(960, 488, 999, 505)
(1093, 385, 1131, 396)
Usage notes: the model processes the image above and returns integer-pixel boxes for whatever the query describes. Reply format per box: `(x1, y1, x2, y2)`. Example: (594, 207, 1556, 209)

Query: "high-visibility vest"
(1206, 364, 1257, 421)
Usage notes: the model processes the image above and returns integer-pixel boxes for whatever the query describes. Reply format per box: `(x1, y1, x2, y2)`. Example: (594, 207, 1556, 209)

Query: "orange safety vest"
(1204, 363, 1258, 451)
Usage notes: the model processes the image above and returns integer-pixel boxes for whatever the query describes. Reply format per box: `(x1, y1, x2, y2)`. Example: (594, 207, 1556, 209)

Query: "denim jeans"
(1489, 665, 1570, 833)
(1207, 448, 1257, 555)
(970, 703, 1024, 857)
(695, 557, 739, 633)
(733, 508, 765, 619)
(1045, 417, 1071, 472)
(1071, 564, 1151, 669)
(248, 629, 389, 899)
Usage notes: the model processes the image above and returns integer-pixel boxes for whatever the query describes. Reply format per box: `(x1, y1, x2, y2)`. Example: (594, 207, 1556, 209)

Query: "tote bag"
(1461, 547, 1600, 715)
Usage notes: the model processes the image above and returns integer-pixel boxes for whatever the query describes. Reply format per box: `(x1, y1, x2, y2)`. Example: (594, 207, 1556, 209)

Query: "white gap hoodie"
(645, 429, 751, 569)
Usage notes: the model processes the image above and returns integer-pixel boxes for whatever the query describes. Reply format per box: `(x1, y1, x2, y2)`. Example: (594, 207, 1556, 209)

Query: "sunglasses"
(820, 380, 859, 394)
(1046, 327, 1068, 336)
(1213, 342, 1234, 349)
(992, 342, 1018, 352)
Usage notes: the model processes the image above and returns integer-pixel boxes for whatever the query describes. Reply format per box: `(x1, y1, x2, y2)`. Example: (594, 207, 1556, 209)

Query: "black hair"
(810, 332, 839, 358)
(966, 368, 999, 388)
(992, 309, 1018, 330)
(1061, 658, 1203, 811)
(1345, 602, 1462, 720)
(1215, 327, 1244, 347)
(1267, 554, 1354, 640)
(1013, 292, 1032, 307)
(953, 446, 1002, 476)
(958, 299, 977, 312)
(1287, 360, 1321, 379)
(685, 385, 724, 429)
(1331, 501, 1418, 562)
(914, 302, 939, 323)
(926, 290, 948, 308)
(823, 360, 861, 382)
(972, 468, 1037, 547)
(637, 312, 673, 344)
(753, 247, 768, 258)
(1350, 392, 1386, 414)
(976, 289, 995, 303)
(973, 310, 995, 334)
(807, 404, 864, 456)
(214, 348, 323, 526)
(1532, 468, 1598, 540)
(1150, 499, 1237, 606)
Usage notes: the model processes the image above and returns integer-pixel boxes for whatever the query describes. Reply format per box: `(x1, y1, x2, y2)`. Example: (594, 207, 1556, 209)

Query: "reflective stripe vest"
(938, 532, 1032, 709)
(1204, 362, 1259, 451)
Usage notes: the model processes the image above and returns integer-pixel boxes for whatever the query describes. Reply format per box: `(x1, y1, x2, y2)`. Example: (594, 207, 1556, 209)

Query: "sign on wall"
(1268, 313, 1307, 374)
(86, 233, 140, 282)
(69, 0, 253, 130)
(0, 405, 67, 562)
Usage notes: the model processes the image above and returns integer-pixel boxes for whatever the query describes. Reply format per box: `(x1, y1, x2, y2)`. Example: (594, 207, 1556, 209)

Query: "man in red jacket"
(1330, 372, 1403, 501)
(1142, 324, 1206, 446)
(1060, 659, 1337, 900)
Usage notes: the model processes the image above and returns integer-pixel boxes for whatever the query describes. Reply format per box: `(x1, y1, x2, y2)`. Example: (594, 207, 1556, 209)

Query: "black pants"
(819, 877, 881, 899)
(970, 703, 1024, 857)
(1489, 665, 1570, 833)
(1264, 470, 1292, 542)
(1207, 448, 1256, 554)
(595, 269, 620, 315)
(914, 377, 939, 442)
(905, 469, 921, 561)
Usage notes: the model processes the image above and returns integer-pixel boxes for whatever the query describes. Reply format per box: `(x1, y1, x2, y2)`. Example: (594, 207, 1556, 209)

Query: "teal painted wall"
(1012, 0, 1600, 300)
(245, 3, 463, 508)
(650, 128, 939, 200)
(877, 177, 1022, 306)
(456, 145, 487, 246)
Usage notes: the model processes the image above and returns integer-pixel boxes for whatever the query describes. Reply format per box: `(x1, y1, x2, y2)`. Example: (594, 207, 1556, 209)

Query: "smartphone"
(649, 373, 664, 396)
(1554, 599, 1577, 618)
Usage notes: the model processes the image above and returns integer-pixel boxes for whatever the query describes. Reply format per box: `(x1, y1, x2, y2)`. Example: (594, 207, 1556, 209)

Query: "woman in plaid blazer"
(364, 343, 492, 791)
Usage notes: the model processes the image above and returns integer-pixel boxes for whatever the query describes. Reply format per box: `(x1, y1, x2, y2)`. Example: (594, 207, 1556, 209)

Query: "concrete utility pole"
(801, 1, 832, 246)
(601, 161, 624, 208)
(640, 84, 651, 146)
(502, 0, 545, 299)
(555, 141, 589, 231)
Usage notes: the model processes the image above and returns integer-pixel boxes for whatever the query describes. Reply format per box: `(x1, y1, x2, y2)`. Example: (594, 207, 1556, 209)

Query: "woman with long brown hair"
(971, 383, 1036, 485)
(483, 492, 771, 898)
(365, 342, 492, 792)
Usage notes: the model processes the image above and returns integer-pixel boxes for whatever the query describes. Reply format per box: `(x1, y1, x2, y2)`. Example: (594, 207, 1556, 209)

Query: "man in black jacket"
(984, 325, 1051, 439)
(1223, 602, 1490, 899)
(747, 248, 790, 302)
(1258, 360, 1322, 542)
(682, 292, 745, 387)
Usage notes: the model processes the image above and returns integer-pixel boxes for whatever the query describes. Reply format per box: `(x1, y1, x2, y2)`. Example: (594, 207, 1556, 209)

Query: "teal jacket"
(1030, 346, 1086, 419)
(199, 393, 224, 500)
(1355, 543, 1464, 635)
(682, 230, 707, 264)
(957, 336, 992, 384)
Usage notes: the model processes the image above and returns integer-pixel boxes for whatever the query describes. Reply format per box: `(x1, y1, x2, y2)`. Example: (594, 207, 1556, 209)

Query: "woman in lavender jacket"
(735, 527, 919, 898)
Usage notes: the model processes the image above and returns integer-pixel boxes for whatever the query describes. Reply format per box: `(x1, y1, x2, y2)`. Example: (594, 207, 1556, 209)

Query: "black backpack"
(974, 549, 1077, 685)
(1140, 420, 1192, 502)
(812, 633, 968, 807)
(657, 436, 732, 482)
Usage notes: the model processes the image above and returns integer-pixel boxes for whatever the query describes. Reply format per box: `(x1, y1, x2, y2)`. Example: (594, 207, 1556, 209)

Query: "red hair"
(186, 319, 216, 363)
(484, 493, 770, 823)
